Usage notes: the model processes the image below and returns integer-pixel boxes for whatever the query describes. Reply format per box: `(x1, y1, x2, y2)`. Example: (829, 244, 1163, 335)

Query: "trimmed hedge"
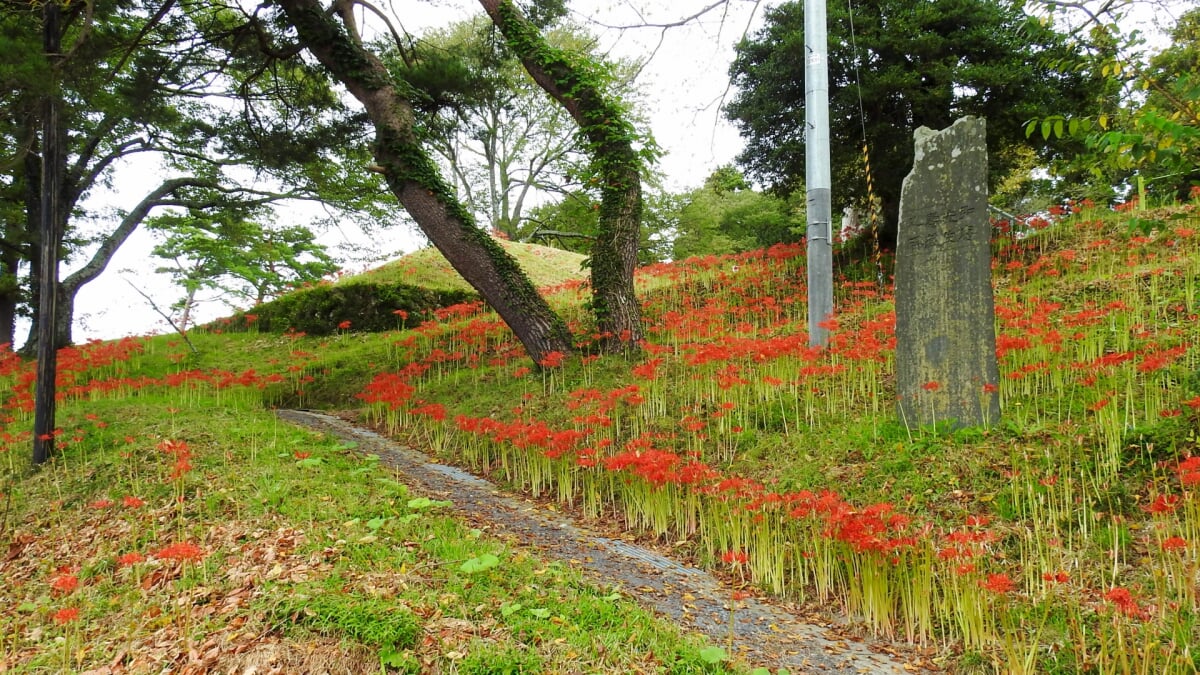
(210, 281, 477, 336)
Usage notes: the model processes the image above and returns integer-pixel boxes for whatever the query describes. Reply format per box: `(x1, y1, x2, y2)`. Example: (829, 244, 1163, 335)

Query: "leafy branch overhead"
(1024, 7, 1200, 193)
(1, 0, 395, 352)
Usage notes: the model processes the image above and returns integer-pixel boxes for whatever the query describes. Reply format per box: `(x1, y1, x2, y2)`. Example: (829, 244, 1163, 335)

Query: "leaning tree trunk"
(480, 0, 644, 353)
(276, 0, 573, 365)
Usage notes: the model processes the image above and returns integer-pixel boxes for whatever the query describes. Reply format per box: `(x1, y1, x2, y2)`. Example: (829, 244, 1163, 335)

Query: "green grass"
(348, 238, 588, 292)
(4, 200, 1200, 673)
(0, 381, 741, 673)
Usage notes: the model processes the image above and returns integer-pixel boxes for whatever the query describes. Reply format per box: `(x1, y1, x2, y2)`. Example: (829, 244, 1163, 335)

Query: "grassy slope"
(3, 203, 1200, 673)
(0, 357, 737, 670)
(346, 238, 589, 292)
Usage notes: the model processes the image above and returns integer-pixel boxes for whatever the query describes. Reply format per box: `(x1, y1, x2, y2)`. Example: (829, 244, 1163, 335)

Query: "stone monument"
(895, 117, 1000, 429)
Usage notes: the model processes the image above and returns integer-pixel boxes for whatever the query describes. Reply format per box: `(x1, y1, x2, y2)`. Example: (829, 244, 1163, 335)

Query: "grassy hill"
(347, 238, 589, 292)
(2, 202, 1199, 673)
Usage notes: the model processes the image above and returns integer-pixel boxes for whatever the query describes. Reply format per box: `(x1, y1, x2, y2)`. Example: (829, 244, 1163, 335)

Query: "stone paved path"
(277, 409, 925, 674)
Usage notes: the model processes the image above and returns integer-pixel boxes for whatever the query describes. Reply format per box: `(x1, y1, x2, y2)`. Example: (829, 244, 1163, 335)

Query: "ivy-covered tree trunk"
(479, 0, 645, 353)
(275, 0, 573, 364)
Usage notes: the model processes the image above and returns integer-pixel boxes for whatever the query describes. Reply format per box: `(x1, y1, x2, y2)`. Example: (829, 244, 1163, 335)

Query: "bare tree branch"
(122, 277, 198, 354)
(583, 0, 733, 31)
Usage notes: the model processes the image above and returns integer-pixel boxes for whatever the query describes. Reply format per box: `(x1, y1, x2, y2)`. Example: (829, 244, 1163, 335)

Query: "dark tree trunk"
(19, 146, 44, 356)
(479, 0, 644, 353)
(0, 244, 18, 348)
(275, 0, 573, 365)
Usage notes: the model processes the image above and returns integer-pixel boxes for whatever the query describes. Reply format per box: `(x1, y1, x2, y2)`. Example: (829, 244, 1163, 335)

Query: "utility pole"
(804, 0, 833, 347)
(33, 0, 62, 466)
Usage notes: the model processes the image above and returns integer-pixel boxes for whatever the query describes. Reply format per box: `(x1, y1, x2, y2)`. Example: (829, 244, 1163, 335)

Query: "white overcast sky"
(64, 0, 770, 343)
(60, 0, 1183, 343)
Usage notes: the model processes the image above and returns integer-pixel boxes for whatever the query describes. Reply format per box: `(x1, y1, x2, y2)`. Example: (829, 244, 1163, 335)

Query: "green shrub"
(208, 281, 476, 335)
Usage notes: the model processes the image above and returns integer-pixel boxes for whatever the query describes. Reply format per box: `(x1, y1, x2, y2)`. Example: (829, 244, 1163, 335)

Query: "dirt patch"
(214, 636, 380, 675)
(277, 409, 933, 674)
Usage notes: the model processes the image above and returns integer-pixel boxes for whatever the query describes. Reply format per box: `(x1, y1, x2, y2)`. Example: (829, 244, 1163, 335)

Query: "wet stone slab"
(894, 116, 1000, 429)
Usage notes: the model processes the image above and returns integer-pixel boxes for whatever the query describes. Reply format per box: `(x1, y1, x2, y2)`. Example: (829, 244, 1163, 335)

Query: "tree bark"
(0, 242, 19, 348)
(275, 0, 573, 365)
(478, 0, 644, 352)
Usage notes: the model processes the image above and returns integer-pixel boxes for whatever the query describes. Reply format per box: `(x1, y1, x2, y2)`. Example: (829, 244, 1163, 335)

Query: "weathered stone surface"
(895, 117, 1000, 428)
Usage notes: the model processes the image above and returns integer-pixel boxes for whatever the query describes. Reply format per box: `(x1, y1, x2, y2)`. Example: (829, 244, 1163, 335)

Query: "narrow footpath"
(277, 409, 927, 674)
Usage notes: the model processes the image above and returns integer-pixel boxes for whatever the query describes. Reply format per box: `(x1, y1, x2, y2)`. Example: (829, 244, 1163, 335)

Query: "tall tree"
(272, 0, 574, 364)
(1, 1, 389, 352)
(480, 0, 654, 351)
(147, 207, 338, 330)
(390, 17, 589, 239)
(667, 166, 801, 260)
(726, 0, 1096, 246)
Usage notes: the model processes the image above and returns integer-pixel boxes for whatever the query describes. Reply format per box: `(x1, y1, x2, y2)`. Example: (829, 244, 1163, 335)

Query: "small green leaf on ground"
(699, 646, 727, 664)
(459, 553, 500, 574)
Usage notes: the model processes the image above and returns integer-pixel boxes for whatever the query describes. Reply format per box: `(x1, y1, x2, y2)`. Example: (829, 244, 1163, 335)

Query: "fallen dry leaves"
(0, 491, 344, 674)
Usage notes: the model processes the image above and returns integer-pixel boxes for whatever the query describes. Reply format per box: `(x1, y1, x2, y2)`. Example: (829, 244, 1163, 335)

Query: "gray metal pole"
(804, 0, 833, 347)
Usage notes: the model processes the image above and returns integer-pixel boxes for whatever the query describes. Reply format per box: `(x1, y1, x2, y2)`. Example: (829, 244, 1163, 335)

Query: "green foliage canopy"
(147, 206, 338, 327)
(725, 0, 1096, 242)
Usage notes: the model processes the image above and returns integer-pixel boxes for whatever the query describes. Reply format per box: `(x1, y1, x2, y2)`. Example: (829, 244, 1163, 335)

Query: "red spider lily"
(154, 542, 206, 563)
(1176, 457, 1200, 486)
(721, 550, 749, 565)
(293, 451, 311, 459)
(1143, 494, 1180, 515)
(158, 439, 189, 455)
(52, 607, 80, 625)
(539, 351, 567, 368)
(1104, 587, 1148, 619)
(1042, 571, 1070, 584)
(938, 547, 970, 561)
(117, 552, 146, 566)
(716, 364, 748, 390)
(1161, 536, 1188, 552)
(921, 381, 940, 392)
(981, 573, 1016, 594)
(89, 499, 113, 509)
(631, 358, 663, 380)
(1183, 395, 1200, 411)
(358, 372, 416, 410)
(410, 403, 447, 422)
(50, 572, 79, 595)
(433, 301, 485, 322)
